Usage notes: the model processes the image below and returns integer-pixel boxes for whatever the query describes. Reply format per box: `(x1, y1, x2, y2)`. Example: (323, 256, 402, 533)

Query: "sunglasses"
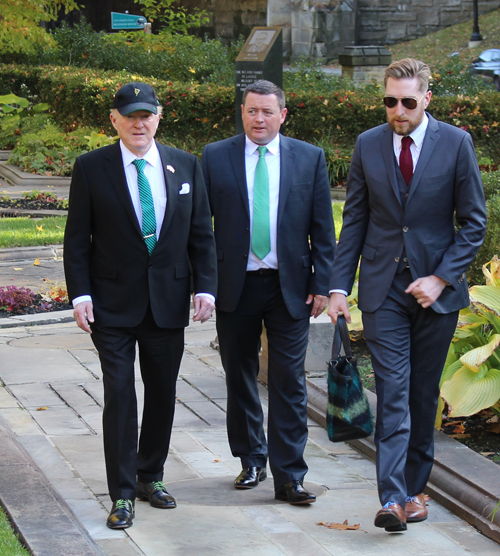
(382, 93, 427, 110)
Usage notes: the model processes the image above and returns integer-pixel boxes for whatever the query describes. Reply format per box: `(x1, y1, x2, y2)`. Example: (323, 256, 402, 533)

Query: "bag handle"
(331, 314, 353, 360)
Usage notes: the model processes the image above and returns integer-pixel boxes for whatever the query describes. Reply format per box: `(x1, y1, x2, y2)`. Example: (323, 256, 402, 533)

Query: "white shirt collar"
(245, 133, 280, 156)
(119, 140, 160, 168)
(394, 113, 429, 150)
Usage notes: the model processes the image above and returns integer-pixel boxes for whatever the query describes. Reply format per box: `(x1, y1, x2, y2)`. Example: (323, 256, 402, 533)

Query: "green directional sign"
(111, 12, 147, 30)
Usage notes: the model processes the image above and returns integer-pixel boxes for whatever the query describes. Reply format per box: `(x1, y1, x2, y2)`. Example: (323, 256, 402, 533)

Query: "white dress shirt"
(245, 134, 280, 270)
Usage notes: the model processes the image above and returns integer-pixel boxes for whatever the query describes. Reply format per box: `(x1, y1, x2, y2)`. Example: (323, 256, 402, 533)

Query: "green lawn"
(0, 217, 66, 248)
(0, 509, 30, 556)
(333, 201, 344, 240)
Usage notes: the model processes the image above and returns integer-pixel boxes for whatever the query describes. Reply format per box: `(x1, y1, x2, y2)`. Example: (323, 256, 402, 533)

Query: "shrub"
(8, 124, 91, 176)
(468, 192, 500, 285)
(0, 286, 35, 314)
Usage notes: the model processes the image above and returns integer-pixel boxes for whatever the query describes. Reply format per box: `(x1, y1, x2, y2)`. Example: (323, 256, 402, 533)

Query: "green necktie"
(251, 146, 271, 260)
(132, 158, 157, 255)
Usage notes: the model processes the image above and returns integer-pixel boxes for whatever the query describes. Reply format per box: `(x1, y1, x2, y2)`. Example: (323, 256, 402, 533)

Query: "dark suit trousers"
(91, 306, 184, 501)
(216, 272, 310, 488)
(362, 269, 458, 508)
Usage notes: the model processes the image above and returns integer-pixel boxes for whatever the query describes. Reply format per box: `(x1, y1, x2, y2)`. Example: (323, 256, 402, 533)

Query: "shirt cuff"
(329, 289, 348, 296)
(72, 295, 92, 308)
(194, 293, 216, 303)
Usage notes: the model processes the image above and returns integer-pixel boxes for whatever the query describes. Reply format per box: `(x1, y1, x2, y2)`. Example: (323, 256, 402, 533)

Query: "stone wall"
(357, 0, 500, 45)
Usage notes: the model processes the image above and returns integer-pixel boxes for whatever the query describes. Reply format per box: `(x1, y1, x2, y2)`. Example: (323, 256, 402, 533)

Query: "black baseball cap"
(111, 82, 160, 116)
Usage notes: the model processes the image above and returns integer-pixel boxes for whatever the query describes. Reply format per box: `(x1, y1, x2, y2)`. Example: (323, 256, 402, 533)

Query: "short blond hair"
(384, 58, 431, 92)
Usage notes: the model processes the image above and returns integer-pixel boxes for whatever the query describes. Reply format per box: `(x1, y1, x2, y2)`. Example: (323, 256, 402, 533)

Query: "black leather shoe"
(106, 499, 134, 529)
(234, 467, 267, 489)
(275, 480, 316, 504)
(137, 480, 176, 509)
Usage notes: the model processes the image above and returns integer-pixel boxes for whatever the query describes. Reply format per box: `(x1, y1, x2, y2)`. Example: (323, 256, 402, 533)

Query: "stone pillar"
(339, 45, 392, 85)
(290, 0, 357, 61)
(268, 0, 293, 58)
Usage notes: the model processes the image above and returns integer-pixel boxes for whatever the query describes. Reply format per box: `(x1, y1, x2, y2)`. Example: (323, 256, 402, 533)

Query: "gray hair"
(242, 80, 286, 110)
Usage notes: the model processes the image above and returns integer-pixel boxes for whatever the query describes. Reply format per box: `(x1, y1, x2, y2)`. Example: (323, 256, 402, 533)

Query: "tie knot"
(133, 158, 147, 172)
(257, 146, 267, 157)
(402, 136, 413, 150)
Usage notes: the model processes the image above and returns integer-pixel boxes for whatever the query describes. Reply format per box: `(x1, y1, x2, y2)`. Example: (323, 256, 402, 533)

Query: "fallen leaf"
(317, 520, 360, 530)
(481, 452, 496, 456)
(33, 258, 41, 266)
(36, 224, 43, 231)
(486, 415, 499, 424)
(213, 458, 221, 463)
(452, 423, 466, 434)
(449, 433, 471, 438)
(487, 423, 500, 434)
(13, 268, 24, 271)
(36, 406, 48, 411)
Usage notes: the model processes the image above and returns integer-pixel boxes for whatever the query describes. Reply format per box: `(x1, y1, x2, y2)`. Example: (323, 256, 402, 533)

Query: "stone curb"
(0, 162, 71, 188)
(0, 208, 67, 218)
(0, 244, 63, 262)
(0, 414, 104, 556)
(306, 380, 500, 544)
(0, 309, 74, 329)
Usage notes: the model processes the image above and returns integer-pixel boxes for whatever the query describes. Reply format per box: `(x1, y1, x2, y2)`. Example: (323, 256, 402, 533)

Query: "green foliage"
(2, 20, 242, 85)
(0, 0, 80, 56)
(0, 507, 30, 556)
(438, 258, 500, 423)
(430, 56, 494, 96)
(134, 0, 209, 34)
(8, 124, 90, 176)
(468, 177, 500, 285)
(0, 94, 49, 149)
(84, 131, 118, 150)
(313, 135, 352, 186)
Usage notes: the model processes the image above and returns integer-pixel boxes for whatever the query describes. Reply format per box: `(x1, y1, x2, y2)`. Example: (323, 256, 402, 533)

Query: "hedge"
(2, 64, 500, 161)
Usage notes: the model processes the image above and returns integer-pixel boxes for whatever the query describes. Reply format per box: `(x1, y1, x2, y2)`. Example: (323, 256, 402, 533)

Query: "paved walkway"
(0, 249, 499, 556)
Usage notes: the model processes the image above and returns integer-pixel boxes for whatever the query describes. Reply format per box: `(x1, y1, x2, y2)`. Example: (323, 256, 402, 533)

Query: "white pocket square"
(179, 183, 190, 194)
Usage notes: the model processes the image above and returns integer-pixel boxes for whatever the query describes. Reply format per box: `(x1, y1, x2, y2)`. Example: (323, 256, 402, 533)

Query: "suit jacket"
(330, 113, 487, 314)
(64, 140, 217, 328)
(201, 133, 336, 320)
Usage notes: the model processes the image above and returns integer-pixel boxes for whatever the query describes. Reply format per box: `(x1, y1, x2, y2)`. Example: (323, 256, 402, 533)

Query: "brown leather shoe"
(374, 502, 407, 531)
(405, 493, 428, 522)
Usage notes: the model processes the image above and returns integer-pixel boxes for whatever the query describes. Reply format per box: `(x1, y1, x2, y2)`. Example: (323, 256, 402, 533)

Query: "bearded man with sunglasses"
(328, 58, 486, 532)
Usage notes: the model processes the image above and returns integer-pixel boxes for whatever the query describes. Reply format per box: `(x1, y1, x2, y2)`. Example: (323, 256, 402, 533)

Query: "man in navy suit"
(328, 59, 486, 531)
(64, 82, 217, 529)
(202, 80, 335, 504)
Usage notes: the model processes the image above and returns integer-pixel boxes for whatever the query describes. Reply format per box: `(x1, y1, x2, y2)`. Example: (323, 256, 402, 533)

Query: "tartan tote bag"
(326, 315, 373, 442)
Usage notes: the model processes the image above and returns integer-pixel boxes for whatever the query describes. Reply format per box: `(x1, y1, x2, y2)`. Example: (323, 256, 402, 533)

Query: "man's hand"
(193, 295, 215, 323)
(306, 294, 328, 318)
(74, 301, 94, 333)
(405, 275, 447, 308)
(327, 293, 351, 324)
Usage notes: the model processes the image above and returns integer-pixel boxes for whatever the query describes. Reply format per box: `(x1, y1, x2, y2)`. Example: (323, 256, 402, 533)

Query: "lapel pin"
(166, 164, 175, 173)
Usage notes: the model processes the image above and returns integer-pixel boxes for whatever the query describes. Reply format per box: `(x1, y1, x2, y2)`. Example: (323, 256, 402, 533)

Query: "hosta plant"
(437, 256, 500, 427)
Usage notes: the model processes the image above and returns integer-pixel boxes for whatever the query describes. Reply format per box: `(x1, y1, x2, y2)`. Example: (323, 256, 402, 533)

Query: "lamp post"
(469, 0, 483, 48)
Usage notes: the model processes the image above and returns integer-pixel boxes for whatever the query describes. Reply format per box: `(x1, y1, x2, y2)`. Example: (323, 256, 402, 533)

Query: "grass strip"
(0, 508, 30, 556)
(0, 217, 66, 248)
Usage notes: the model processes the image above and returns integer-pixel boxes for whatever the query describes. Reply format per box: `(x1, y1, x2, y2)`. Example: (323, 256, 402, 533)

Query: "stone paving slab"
(0, 312, 499, 555)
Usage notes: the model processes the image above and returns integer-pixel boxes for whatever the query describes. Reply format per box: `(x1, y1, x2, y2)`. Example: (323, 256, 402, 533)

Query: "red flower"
(298, 103, 305, 108)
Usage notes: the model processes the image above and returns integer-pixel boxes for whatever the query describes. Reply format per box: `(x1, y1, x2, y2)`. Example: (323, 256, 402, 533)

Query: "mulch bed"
(0, 295, 71, 319)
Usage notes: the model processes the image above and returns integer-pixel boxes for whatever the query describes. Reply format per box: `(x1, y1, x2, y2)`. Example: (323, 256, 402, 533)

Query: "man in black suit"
(328, 59, 486, 531)
(64, 82, 217, 529)
(202, 80, 335, 504)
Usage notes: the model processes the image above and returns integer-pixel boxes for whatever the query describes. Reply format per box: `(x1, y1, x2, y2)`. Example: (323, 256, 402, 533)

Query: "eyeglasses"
(382, 93, 427, 110)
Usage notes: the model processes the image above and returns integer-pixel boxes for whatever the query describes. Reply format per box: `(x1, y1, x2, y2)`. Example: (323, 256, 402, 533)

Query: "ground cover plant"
(0, 507, 30, 556)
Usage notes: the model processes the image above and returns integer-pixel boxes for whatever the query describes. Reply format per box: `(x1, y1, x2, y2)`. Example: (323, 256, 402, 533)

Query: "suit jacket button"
(395, 257, 400, 262)
(403, 226, 409, 232)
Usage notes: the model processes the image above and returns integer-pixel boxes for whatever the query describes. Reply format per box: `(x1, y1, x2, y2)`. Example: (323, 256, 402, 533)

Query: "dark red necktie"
(399, 136, 413, 185)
